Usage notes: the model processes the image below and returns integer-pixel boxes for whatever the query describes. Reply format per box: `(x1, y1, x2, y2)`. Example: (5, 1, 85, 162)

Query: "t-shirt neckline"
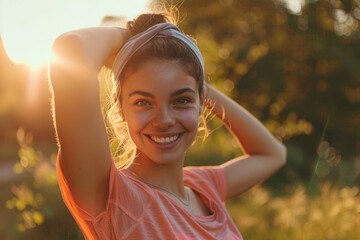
(121, 168, 216, 222)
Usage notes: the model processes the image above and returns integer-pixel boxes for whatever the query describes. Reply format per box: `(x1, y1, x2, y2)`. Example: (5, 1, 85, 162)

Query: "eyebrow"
(129, 87, 196, 98)
(170, 88, 196, 97)
(129, 90, 154, 98)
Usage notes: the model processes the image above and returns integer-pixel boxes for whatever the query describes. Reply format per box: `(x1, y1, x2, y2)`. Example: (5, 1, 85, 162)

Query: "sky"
(0, 0, 151, 68)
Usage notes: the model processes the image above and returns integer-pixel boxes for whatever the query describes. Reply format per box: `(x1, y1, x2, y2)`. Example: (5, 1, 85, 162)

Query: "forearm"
(205, 83, 286, 159)
(52, 27, 129, 75)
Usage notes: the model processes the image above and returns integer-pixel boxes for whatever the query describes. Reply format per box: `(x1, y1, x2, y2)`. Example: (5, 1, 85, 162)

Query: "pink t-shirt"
(57, 154, 243, 240)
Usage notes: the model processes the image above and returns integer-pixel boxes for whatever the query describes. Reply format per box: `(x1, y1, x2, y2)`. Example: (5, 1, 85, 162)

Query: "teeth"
(150, 134, 179, 144)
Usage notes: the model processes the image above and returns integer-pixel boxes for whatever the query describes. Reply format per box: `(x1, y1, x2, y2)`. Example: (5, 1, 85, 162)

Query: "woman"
(49, 13, 286, 239)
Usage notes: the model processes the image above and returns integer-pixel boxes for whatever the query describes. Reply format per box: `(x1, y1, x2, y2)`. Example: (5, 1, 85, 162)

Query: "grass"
(3, 139, 360, 239)
(226, 183, 360, 240)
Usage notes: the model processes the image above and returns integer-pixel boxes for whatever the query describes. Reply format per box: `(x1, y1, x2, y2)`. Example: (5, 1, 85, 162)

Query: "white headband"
(112, 22, 204, 81)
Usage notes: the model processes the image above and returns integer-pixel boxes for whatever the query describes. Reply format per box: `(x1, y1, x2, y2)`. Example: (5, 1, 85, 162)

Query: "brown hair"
(107, 12, 206, 169)
(120, 13, 204, 97)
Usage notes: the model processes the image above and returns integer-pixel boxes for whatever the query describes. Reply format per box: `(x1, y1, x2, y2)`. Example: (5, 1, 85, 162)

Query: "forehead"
(122, 59, 198, 95)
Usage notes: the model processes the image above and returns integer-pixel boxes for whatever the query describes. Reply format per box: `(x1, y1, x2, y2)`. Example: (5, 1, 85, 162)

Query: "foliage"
(4, 128, 82, 239)
(6, 130, 360, 239)
(156, 0, 360, 185)
(227, 183, 360, 239)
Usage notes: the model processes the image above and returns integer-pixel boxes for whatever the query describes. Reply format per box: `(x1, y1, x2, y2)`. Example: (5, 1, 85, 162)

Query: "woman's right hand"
(104, 27, 131, 69)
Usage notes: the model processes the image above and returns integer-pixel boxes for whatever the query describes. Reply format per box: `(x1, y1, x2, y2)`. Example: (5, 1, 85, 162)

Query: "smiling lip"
(145, 133, 184, 149)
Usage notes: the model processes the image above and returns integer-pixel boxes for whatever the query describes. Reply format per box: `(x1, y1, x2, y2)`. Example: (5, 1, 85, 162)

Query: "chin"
(137, 149, 187, 166)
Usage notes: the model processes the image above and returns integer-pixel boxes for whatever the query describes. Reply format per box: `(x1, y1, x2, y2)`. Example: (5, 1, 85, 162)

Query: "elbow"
(50, 34, 81, 71)
(50, 34, 83, 65)
(52, 33, 82, 52)
(49, 34, 93, 88)
(278, 143, 287, 167)
(268, 142, 287, 168)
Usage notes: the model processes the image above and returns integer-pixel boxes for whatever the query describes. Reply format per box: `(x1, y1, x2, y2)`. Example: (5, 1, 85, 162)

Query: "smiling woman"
(121, 58, 201, 167)
(48, 8, 286, 239)
(0, 0, 150, 69)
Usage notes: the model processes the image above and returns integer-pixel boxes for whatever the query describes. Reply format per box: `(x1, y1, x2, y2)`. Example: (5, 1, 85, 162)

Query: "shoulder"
(184, 166, 226, 181)
(183, 166, 228, 201)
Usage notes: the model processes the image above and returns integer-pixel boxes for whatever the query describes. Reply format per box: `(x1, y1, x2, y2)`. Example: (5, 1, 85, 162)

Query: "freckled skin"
(121, 58, 202, 167)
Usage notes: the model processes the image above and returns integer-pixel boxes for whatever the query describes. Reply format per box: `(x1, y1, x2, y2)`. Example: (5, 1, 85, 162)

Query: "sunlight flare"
(1, 0, 150, 69)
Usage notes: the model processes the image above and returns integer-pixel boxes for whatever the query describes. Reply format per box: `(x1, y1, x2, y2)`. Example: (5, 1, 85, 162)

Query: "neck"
(127, 152, 186, 197)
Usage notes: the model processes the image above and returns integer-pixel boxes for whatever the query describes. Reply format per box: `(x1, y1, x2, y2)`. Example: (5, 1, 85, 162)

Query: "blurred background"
(1, 0, 360, 239)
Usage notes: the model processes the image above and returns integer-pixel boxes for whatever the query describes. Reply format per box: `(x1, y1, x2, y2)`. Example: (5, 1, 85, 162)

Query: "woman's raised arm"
(49, 27, 128, 215)
(205, 83, 287, 199)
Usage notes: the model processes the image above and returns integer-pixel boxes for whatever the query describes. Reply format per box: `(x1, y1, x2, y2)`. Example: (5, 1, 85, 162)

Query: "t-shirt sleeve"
(183, 166, 228, 202)
(56, 150, 154, 239)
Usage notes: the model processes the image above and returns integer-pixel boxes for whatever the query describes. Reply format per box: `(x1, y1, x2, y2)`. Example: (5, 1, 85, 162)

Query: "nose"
(151, 105, 175, 129)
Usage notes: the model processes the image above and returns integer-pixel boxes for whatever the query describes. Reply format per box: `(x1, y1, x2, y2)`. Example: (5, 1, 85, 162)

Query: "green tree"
(156, 0, 360, 185)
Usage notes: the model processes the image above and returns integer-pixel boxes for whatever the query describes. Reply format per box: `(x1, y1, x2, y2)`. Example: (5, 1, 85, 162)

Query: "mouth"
(145, 133, 183, 145)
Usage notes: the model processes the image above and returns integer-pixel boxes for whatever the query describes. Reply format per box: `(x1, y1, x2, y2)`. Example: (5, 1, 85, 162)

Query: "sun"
(0, 0, 151, 70)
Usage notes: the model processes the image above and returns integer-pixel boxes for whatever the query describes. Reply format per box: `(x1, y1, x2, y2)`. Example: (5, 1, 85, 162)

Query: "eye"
(135, 100, 151, 107)
(174, 97, 192, 105)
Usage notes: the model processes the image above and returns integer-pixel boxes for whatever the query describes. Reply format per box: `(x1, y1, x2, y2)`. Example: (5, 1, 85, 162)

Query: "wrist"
(110, 27, 130, 54)
(104, 28, 130, 69)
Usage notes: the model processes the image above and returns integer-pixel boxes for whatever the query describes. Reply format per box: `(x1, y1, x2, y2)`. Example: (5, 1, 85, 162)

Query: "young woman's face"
(121, 58, 202, 165)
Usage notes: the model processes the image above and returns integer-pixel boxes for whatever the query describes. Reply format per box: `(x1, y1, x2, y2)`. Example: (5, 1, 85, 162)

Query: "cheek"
(178, 109, 200, 131)
(125, 111, 152, 135)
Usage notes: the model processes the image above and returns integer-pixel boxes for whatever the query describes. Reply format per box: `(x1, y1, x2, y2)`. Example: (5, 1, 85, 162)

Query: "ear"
(199, 84, 208, 114)
(118, 94, 126, 121)
(198, 105, 204, 116)
(119, 108, 125, 121)
(199, 94, 204, 115)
